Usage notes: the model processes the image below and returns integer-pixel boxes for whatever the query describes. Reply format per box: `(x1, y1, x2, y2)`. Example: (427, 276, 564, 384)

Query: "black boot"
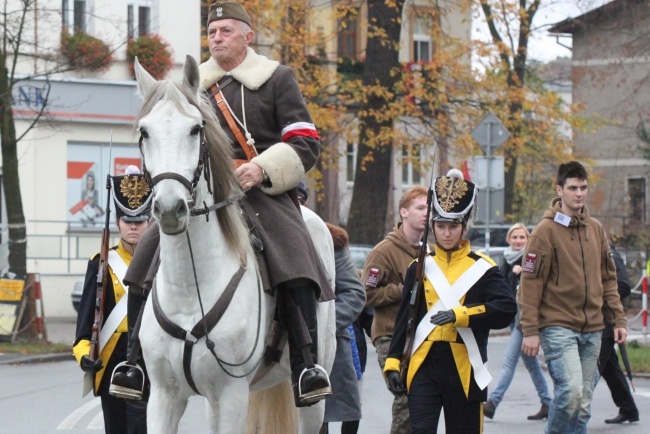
(110, 288, 147, 400)
(278, 283, 331, 407)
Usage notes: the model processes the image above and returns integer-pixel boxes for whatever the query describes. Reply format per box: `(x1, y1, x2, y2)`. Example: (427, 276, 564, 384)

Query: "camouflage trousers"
(375, 336, 410, 434)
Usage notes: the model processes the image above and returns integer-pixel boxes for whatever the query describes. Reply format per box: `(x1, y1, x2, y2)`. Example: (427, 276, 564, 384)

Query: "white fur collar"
(199, 48, 279, 91)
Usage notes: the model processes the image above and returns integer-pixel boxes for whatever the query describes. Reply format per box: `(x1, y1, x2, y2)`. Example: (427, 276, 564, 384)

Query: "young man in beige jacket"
(519, 161, 627, 434)
(361, 186, 430, 434)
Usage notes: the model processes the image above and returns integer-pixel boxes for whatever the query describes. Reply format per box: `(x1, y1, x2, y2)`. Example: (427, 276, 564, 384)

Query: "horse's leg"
(204, 380, 250, 434)
(147, 385, 189, 434)
(298, 401, 326, 434)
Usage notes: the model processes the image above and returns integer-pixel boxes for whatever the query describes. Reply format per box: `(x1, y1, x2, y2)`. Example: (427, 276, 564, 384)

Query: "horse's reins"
(151, 243, 264, 394)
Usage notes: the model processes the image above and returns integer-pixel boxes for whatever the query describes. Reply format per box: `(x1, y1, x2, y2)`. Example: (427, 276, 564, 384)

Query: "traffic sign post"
(471, 113, 510, 250)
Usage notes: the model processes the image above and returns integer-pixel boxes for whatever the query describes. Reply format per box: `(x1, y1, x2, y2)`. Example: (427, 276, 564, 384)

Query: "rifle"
(399, 141, 437, 386)
(89, 136, 113, 362)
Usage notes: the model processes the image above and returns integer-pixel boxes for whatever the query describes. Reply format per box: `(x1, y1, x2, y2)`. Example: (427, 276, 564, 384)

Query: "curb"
(0, 352, 74, 366)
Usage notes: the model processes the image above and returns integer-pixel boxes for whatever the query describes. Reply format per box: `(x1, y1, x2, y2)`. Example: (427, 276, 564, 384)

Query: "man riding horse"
(110, 0, 334, 408)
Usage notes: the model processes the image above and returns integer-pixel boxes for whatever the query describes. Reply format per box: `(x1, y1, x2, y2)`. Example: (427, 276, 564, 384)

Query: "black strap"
(189, 192, 245, 220)
(207, 76, 235, 99)
(151, 264, 247, 394)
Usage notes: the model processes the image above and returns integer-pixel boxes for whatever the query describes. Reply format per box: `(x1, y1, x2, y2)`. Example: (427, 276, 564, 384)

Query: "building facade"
(550, 0, 650, 244)
(3, 0, 200, 316)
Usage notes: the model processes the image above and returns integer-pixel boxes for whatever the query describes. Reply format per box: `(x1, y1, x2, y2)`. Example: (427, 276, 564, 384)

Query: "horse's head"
(135, 55, 207, 235)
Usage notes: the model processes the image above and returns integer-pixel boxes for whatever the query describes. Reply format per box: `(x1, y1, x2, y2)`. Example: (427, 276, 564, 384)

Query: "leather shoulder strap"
(209, 83, 258, 162)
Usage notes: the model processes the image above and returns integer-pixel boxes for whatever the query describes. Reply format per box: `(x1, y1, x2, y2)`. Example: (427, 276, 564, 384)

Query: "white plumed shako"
(446, 168, 464, 179)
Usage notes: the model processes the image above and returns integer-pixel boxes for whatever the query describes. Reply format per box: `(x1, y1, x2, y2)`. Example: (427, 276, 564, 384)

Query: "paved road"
(4, 318, 647, 433)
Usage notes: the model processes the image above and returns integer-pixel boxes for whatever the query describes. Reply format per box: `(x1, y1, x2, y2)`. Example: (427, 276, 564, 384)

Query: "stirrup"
(108, 361, 145, 400)
(297, 364, 332, 405)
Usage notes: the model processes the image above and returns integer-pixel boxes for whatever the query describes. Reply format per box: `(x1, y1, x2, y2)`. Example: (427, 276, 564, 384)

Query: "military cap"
(111, 166, 153, 222)
(207, 2, 251, 27)
(431, 168, 478, 225)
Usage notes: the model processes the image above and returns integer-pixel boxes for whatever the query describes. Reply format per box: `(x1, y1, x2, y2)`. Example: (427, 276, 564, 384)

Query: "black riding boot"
(278, 282, 331, 407)
(110, 224, 160, 401)
(109, 287, 147, 400)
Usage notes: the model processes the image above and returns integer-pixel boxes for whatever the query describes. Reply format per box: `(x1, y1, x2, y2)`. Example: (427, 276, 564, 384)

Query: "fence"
(24, 220, 120, 275)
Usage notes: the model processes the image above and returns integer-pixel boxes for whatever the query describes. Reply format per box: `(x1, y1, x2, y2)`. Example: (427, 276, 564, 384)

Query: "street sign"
(474, 156, 505, 190)
(471, 112, 510, 152)
(477, 188, 505, 223)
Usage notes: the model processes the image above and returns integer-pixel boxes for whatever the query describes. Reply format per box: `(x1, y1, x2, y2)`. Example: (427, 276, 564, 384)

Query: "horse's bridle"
(139, 122, 212, 209)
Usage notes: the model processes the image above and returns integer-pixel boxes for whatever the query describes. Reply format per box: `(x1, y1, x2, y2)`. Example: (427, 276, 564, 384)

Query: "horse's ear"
(134, 57, 157, 97)
(182, 55, 200, 96)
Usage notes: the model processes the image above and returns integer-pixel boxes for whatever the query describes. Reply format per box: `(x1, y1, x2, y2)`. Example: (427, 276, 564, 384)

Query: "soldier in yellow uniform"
(73, 167, 152, 434)
(383, 169, 516, 433)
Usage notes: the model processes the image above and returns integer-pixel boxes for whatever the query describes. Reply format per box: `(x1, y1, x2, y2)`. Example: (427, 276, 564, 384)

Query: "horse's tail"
(246, 380, 298, 434)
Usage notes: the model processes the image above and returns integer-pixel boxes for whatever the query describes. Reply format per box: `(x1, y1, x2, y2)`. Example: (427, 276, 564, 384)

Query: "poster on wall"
(67, 143, 142, 227)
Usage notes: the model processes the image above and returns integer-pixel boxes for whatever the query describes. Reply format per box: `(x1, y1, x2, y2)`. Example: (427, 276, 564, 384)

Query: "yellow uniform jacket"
(73, 242, 132, 395)
(384, 241, 516, 401)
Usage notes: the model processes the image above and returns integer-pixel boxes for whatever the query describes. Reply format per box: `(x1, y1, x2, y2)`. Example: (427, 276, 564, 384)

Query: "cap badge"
(216, 7, 223, 17)
(435, 176, 468, 212)
(120, 175, 151, 209)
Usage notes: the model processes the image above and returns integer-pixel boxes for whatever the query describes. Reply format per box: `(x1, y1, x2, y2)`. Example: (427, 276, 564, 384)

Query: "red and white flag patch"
(522, 253, 537, 273)
(366, 268, 380, 287)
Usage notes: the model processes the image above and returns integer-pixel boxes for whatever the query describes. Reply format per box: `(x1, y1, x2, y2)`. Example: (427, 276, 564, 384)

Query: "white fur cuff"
(251, 143, 304, 196)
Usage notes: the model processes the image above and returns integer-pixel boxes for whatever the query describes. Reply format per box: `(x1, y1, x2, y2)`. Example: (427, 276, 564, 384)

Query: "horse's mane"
(137, 80, 249, 261)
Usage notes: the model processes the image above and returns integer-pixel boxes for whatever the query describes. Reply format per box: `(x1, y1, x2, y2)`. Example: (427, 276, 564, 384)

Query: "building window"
(338, 15, 357, 59)
(412, 17, 431, 62)
(628, 178, 646, 223)
(402, 145, 421, 185)
(128, 1, 152, 38)
(346, 143, 357, 182)
(62, 0, 87, 33)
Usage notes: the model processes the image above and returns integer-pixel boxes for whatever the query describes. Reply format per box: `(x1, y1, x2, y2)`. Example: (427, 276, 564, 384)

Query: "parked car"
(349, 244, 373, 270)
(71, 277, 84, 312)
(468, 223, 535, 248)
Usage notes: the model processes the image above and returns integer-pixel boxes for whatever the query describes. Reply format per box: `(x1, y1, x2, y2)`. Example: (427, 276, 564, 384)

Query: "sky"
(474, 0, 612, 62)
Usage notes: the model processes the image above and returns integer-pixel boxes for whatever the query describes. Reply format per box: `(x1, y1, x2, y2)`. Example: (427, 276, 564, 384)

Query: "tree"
(476, 0, 581, 219)
(346, 0, 405, 244)
(478, 0, 541, 216)
(1, 0, 38, 277)
(1, 0, 117, 276)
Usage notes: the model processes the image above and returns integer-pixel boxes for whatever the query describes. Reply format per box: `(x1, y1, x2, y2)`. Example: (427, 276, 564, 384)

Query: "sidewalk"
(0, 316, 75, 365)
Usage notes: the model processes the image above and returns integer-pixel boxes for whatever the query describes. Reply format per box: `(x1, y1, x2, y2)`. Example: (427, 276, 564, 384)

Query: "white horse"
(134, 55, 336, 434)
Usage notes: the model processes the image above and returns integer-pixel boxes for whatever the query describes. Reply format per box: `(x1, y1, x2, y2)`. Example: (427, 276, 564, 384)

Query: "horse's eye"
(140, 128, 149, 139)
(190, 125, 202, 136)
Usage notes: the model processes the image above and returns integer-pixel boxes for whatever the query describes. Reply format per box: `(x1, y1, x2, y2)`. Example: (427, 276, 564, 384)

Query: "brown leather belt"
(209, 82, 257, 166)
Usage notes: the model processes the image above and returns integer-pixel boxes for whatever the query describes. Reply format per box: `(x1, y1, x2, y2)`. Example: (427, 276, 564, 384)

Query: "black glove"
(385, 370, 406, 397)
(80, 355, 103, 373)
(430, 309, 456, 326)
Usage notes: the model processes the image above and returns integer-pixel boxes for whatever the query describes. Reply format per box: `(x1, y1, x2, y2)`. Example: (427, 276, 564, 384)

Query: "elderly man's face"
(207, 19, 253, 70)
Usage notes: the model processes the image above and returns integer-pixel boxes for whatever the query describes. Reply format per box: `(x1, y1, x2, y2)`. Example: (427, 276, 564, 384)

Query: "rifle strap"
(209, 80, 258, 168)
